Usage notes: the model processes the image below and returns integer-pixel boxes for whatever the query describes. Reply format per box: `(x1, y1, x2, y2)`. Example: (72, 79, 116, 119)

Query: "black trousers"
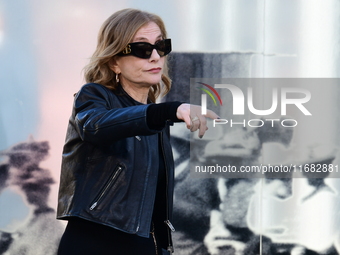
(57, 218, 163, 255)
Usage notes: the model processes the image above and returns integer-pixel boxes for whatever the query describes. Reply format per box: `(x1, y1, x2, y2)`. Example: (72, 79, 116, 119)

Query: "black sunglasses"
(117, 39, 172, 59)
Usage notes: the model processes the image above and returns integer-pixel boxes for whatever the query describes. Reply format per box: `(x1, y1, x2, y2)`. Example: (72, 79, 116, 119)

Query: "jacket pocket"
(89, 164, 124, 210)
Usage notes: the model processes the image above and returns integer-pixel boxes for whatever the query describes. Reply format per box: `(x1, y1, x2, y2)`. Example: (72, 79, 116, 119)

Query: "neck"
(121, 83, 149, 104)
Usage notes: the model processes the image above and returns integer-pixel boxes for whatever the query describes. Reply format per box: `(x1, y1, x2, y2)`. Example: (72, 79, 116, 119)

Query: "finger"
(198, 117, 207, 138)
(182, 114, 192, 129)
(190, 116, 200, 132)
(205, 109, 219, 120)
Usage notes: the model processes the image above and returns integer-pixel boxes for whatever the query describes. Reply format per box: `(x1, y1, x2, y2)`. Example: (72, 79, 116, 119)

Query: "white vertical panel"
(298, 0, 339, 77)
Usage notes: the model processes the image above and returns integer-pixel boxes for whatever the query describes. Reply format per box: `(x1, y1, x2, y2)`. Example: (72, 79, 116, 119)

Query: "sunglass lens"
(133, 43, 153, 59)
(156, 39, 171, 56)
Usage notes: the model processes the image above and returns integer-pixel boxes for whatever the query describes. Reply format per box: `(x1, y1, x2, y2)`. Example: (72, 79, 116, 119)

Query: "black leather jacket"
(57, 83, 175, 250)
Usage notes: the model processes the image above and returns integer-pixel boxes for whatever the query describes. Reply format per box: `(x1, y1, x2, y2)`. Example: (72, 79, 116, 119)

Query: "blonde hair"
(83, 8, 171, 102)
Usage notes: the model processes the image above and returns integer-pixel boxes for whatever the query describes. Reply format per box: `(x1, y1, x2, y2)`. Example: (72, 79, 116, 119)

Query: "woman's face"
(112, 22, 165, 89)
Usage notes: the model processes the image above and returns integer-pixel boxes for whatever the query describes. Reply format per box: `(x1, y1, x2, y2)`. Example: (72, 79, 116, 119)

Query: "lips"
(147, 67, 162, 73)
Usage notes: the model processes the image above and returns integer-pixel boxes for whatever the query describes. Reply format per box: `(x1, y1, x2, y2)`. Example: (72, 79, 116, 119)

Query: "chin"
(147, 73, 163, 83)
(146, 79, 162, 86)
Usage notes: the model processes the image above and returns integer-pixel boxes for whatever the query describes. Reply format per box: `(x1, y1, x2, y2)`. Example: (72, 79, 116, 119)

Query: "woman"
(56, 8, 218, 255)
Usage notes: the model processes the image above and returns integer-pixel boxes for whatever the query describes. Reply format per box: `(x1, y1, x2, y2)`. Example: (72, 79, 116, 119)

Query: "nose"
(149, 49, 161, 61)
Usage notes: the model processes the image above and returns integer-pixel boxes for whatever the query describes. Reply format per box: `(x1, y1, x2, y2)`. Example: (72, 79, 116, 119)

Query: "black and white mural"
(1, 1, 340, 254)
(0, 139, 64, 254)
(167, 53, 340, 254)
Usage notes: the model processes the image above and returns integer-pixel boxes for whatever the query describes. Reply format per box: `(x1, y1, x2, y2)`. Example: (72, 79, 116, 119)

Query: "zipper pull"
(167, 245, 174, 253)
(90, 202, 97, 210)
(135, 136, 141, 141)
(164, 220, 175, 232)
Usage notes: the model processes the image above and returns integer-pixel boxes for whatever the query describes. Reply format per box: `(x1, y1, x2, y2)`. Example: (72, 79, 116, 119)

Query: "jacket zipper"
(90, 165, 123, 210)
(160, 132, 175, 253)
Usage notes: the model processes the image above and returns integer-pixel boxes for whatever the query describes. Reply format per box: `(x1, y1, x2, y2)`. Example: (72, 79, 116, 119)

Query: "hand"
(176, 103, 219, 138)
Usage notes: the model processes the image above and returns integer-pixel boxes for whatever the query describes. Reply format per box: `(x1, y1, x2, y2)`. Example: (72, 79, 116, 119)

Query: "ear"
(109, 57, 120, 74)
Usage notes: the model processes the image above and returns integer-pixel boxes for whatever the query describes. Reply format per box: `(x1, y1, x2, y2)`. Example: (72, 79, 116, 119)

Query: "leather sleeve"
(73, 83, 161, 146)
(146, 101, 183, 129)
